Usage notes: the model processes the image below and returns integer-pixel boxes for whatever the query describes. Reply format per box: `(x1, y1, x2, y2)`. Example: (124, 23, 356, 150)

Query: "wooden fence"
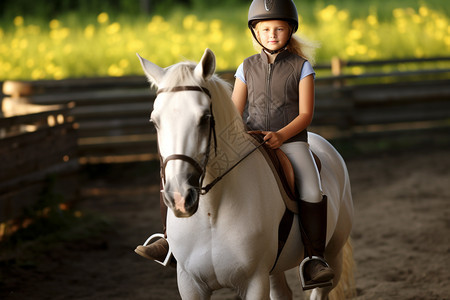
(0, 56, 449, 225)
(1, 56, 449, 166)
(0, 105, 79, 223)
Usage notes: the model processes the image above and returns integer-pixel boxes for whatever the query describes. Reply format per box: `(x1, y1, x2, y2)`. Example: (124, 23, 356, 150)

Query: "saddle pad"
(249, 133, 299, 214)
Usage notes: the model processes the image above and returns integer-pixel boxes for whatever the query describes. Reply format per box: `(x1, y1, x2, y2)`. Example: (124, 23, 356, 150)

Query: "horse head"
(137, 49, 216, 217)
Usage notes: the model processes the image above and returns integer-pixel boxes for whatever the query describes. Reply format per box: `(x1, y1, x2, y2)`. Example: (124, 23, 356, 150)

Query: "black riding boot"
(298, 195, 335, 290)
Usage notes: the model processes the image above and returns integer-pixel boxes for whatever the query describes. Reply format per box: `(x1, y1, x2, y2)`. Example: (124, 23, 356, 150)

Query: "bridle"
(156, 86, 216, 196)
(156, 85, 265, 196)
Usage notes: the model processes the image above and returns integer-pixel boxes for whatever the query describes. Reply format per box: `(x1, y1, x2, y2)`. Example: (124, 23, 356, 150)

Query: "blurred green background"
(1, 0, 449, 80)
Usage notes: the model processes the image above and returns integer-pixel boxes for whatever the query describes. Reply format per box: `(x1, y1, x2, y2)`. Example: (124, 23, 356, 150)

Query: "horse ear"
(136, 53, 165, 86)
(194, 48, 216, 81)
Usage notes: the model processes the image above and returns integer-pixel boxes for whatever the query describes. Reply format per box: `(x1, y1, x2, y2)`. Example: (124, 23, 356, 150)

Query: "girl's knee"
(301, 189, 322, 203)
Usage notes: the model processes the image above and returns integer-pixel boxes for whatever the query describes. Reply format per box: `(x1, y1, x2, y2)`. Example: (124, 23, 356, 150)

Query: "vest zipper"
(266, 63, 273, 130)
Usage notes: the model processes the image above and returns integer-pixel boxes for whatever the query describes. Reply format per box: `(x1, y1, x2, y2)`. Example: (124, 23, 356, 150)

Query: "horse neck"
(202, 85, 253, 179)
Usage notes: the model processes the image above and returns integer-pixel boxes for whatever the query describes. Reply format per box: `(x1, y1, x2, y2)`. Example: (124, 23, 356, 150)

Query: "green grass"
(0, 0, 449, 80)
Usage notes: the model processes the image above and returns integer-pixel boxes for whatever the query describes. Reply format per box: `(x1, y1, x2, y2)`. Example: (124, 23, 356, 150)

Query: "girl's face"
(255, 20, 291, 52)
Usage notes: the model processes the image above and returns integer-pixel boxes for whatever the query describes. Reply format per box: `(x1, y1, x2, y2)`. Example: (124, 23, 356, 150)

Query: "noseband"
(156, 86, 217, 195)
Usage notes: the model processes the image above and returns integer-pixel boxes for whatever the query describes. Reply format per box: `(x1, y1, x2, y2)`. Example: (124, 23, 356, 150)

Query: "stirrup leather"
(299, 256, 333, 290)
(143, 233, 173, 267)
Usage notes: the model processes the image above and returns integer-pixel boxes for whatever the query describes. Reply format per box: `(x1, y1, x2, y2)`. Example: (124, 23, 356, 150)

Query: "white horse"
(138, 49, 355, 300)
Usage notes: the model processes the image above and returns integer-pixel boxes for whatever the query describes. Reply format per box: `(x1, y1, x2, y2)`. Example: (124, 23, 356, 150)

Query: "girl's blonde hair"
(252, 21, 319, 65)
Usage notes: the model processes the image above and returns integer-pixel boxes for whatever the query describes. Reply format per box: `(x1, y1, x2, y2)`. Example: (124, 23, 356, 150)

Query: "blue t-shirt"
(234, 60, 315, 84)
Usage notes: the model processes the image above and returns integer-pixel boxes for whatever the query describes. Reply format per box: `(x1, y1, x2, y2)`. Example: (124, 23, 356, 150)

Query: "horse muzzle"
(163, 176, 200, 218)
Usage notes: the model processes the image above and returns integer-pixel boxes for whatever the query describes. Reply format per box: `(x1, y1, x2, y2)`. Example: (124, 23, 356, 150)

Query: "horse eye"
(199, 114, 211, 126)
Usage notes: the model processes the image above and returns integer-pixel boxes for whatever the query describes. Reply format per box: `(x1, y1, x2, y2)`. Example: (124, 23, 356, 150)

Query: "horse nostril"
(185, 187, 199, 206)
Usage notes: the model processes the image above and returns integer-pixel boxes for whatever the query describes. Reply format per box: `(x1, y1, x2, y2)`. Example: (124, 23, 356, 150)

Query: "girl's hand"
(262, 131, 284, 149)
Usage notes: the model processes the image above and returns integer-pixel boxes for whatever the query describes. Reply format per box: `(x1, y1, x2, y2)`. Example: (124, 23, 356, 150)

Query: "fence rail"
(1, 56, 449, 165)
(0, 56, 449, 224)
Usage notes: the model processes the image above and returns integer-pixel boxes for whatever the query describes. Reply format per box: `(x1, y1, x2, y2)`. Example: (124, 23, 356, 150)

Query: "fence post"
(2, 81, 33, 99)
(331, 57, 346, 87)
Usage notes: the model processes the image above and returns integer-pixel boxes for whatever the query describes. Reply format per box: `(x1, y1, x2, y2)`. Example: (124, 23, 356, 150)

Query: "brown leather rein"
(156, 85, 265, 195)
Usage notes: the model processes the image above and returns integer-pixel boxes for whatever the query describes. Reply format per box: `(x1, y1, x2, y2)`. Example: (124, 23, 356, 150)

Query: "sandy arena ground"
(1, 146, 449, 299)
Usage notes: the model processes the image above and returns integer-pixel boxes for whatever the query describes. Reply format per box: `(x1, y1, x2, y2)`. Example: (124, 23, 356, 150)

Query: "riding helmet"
(248, 0, 299, 32)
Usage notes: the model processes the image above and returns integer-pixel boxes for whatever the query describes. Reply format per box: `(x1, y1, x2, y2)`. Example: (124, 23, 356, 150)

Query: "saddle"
(249, 133, 322, 214)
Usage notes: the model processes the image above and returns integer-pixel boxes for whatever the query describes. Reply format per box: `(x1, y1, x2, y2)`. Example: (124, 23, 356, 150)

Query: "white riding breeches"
(280, 141, 323, 203)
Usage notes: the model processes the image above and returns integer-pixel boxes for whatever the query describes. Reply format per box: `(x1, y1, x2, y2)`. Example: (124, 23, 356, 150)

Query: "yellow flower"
(151, 15, 164, 24)
(108, 64, 124, 76)
(195, 21, 207, 32)
(38, 43, 46, 53)
(97, 12, 109, 24)
(84, 24, 95, 39)
(396, 19, 407, 33)
(412, 14, 422, 24)
(223, 38, 236, 52)
(210, 19, 222, 31)
(171, 45, 181, 56)
(64, 44, 72, 54)
(346, 45, 356, 56)
(444, 36, 450, 47)
(45, 52, 55, 61)
(19, 39, 28, 49)
(106, 22, 121, 35)
(435, 18, 446, 30)
(14, 16, 24, 26)
(367, 15, 378, 27)
(419, 6, 429, 17)
(183, 15, 197, 30)
(318, 5, 338, 22)
(49, 19, 60, 29)
(2, 61, 11, 72)
(337, 10, 349, 21)
(415, 48, 424, 57)
(50, 27, 70, 40)
(351, 66, 363, 75)
(26, 25, 41, 35)
(31, 69, 45, 80)
(393, 8, 404, 19)
(46, 63, 56, 74)
(53, 68, 64, 80)
(26, 58, 35, 68)
(368, 49, 378, 59)
(348, 29, 362, 40)
(352, 19, 364, 29)
(127, 39, 144, 52)
(119, 59, 129, 69)
(356, 44, 368, 55)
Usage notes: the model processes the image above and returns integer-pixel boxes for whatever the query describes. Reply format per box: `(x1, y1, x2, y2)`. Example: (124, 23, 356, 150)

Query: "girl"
(232, 0, 334, 289)
(136, 0, 334, 289)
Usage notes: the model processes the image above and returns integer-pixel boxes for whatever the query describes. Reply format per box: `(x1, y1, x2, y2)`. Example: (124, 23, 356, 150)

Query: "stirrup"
(143, 233, 173, 267)
(299, 256, 333, 290)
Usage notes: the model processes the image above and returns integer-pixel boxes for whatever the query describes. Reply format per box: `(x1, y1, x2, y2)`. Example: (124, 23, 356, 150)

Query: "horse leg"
(269, 272, 293, 300)
(177, 268, 212, 300)
(240, 273, 270, 300)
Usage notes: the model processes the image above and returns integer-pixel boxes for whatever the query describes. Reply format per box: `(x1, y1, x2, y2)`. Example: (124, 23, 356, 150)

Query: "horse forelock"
(159, 62, 198, 88)
(159, 61, 239, 128)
